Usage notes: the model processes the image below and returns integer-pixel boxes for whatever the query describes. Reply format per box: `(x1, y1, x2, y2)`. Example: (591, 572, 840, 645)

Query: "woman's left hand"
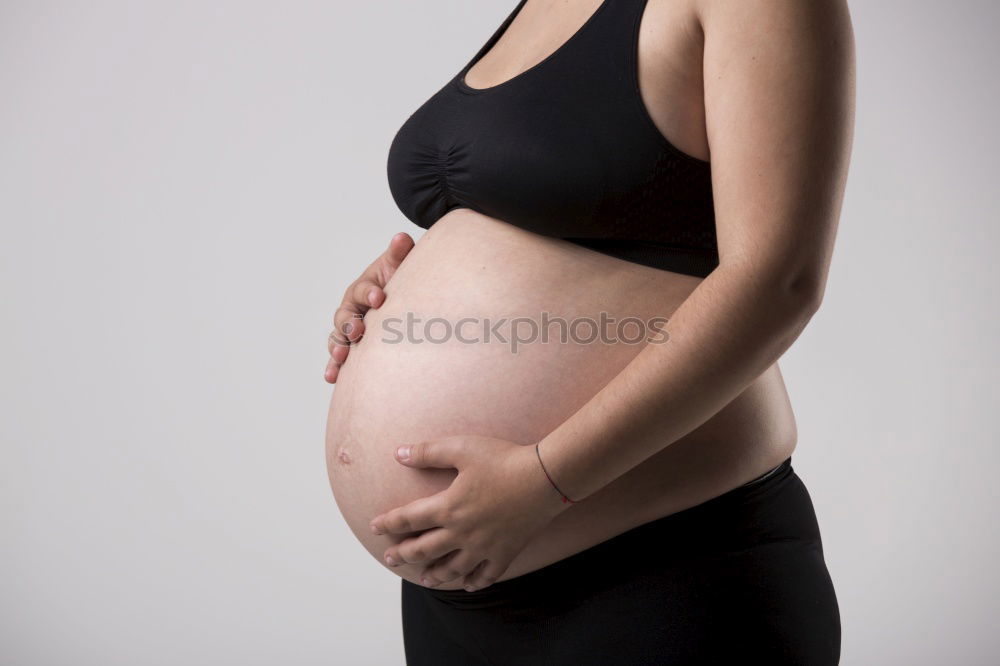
(369, 436, 567, 591)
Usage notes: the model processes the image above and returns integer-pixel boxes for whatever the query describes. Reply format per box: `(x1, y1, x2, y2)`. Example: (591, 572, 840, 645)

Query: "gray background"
(2, 1, 997, 664)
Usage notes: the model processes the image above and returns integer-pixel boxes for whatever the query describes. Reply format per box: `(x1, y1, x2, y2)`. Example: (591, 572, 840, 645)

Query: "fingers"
(324, 357, 341, 384)
(395, 437, 467, 470)
(420, 549, 484, 588)
(344, 232, 413, 319)
(331, 261, 389, 349)
(382, 528, 455, 568)
(323, 345, 350, 382)
(370, 495, 444, 536)
(328, 323, 347, 351)
(462, 559, 506, 592)
(348, 277, 384, 312)
(325, 320, 357, 384)
(325, 233, 414, 383)
(326, 280, 375, 383)
(331, 302, 367, 348)
(383, 232, 415, 272)
(365, 232, 413, 305)
(330, 342, 350, 365)
(327, 324, 356, 358)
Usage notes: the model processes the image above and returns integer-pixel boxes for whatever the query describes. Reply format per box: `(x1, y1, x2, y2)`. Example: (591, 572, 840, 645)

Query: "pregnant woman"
(326, 0, 854, 663)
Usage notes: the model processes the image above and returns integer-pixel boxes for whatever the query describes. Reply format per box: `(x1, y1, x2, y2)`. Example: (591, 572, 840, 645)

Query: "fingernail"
(367, 289, 378, 306)
(369, 523, 380, 534)
(344, 322, 354, 335)
(385, 554, 396, 566)
(464, 584, 476, 592)
(396, 446, 410, 461)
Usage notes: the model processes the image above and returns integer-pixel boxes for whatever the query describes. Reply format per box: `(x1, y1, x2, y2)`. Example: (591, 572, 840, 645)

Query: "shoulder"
(691, 0, 856, 285)
(692, 0, 855, 60)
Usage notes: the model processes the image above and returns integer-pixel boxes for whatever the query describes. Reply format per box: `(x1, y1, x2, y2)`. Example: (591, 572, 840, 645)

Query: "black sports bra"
(386, 0, 717, 277)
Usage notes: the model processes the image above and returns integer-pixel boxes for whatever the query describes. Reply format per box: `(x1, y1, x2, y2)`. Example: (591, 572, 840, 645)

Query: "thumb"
(395, 437, 464, 469)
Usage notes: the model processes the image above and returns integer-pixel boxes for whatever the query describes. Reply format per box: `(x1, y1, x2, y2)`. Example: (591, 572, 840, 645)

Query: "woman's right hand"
(325, 232, 415, 383)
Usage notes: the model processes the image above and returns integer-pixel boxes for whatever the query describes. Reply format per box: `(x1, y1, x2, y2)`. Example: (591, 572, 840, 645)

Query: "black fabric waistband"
(738, 457, 789, 488)
(416, 456, 805, 608)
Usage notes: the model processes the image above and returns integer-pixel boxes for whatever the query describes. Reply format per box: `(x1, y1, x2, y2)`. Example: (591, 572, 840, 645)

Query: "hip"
(402, 457, 840, 664)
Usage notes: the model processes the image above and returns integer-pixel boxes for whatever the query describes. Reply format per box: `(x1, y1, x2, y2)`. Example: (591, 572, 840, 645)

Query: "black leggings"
(401, 457, 840, 665)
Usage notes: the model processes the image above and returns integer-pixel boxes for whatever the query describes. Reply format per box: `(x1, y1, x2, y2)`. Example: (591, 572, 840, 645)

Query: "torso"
(326, 216, 796, 590)
(326, 0, 796, 590)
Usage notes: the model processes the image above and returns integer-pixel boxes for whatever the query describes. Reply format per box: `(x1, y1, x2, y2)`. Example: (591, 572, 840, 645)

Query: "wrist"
(517, 441, 576, 519)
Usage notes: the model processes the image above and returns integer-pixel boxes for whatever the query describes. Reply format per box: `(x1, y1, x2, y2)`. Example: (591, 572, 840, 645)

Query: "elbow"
(784, 269, 825, 319)
(761, 267, 825, 349)
(725, 258, 826, 324)
(720, 253, 826, 330)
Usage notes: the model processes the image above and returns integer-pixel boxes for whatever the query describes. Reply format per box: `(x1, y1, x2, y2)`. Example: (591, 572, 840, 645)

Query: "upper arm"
(697, 0, 856, 300)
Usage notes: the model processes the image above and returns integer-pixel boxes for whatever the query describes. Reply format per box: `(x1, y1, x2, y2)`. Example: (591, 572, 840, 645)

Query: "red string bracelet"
(535, 443, 579, 504)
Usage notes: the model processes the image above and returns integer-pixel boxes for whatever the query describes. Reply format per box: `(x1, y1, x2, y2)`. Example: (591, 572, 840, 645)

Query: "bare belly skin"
(326, 209, 796, 590)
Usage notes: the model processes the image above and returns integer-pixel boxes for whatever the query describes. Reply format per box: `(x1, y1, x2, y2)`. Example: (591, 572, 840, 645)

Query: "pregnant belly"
(325, 210, 795, 588)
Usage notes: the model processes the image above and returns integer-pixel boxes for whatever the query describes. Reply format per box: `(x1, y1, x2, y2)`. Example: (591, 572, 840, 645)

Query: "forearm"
(536, 261, 820, 506)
